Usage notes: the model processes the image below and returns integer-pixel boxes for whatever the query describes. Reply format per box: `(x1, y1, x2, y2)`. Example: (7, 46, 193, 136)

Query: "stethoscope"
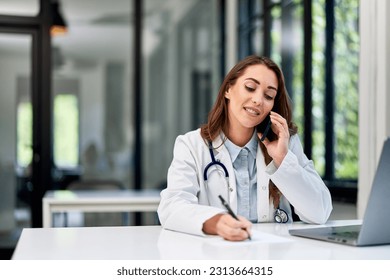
(203, 142, 232, 201)
(203, 141, 289, 223)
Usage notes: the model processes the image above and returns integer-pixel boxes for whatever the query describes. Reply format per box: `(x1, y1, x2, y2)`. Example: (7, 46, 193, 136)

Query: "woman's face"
(225, 64, 278, 132)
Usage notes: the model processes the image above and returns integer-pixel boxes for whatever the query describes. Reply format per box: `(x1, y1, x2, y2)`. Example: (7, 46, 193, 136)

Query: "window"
(17, 102, 32, 167)
(17, 90, 80, 169)
(333, 0, 359, 179)
(238, 0, 359, 200)
(54, 94, 79, 168)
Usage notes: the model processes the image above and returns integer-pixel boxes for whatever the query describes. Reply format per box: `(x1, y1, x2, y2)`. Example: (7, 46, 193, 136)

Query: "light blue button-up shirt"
(224, 132, 258, 222)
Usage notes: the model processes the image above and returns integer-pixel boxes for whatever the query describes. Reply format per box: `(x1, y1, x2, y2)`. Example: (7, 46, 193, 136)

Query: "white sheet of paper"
(203, 229, 292, 245)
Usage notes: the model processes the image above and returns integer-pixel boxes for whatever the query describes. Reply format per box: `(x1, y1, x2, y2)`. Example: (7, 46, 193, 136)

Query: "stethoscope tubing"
(203, 141, 288, 223)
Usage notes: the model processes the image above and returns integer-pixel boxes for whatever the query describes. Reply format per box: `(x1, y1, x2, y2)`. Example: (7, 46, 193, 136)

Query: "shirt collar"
(224, 131, 258, 162)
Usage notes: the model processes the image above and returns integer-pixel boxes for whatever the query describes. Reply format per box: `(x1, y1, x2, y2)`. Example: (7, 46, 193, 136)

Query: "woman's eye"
(265, 90, 276, 100)
(245, 85, 255, 92)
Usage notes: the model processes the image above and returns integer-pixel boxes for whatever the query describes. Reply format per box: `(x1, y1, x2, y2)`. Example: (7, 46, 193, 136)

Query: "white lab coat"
(158, 128, 332, 236)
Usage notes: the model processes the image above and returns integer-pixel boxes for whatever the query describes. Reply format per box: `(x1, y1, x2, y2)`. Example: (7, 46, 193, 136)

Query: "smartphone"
(256, 114, 273, 142)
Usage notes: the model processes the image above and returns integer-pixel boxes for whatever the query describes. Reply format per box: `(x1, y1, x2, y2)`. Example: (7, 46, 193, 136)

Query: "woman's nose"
(251, 92, 263, 105)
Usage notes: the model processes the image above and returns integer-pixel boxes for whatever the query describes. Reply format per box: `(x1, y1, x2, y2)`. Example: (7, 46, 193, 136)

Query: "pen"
(218, 195, 251, 240)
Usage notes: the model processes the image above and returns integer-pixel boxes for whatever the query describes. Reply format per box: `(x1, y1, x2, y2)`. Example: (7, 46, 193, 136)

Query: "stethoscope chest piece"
(274, 208, 289, 223)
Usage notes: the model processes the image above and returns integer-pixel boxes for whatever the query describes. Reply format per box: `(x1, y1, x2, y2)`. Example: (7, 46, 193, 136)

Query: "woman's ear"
(225, 87, 230, 99)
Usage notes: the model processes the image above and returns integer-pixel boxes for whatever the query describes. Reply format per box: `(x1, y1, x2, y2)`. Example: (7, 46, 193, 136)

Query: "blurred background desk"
(42, 189, 161, 227)
(12, 220, 390, 260)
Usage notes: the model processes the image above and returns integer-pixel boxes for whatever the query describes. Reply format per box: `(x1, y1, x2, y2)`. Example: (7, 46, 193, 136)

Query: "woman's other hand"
(202, 213, 252, 241)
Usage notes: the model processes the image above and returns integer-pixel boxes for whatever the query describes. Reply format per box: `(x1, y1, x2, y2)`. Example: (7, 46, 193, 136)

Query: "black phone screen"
(256, 115, 272, 141)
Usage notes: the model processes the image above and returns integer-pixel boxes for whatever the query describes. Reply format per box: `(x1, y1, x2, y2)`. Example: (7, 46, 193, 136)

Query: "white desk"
(42, 189, 161, 228)
(12, 220, 390, 260)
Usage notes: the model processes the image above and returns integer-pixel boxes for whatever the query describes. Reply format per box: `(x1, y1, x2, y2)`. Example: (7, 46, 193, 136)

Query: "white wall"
(78, 63, 106, 153)
(358, 0, 390, 218)
(55, 58, 106, 161)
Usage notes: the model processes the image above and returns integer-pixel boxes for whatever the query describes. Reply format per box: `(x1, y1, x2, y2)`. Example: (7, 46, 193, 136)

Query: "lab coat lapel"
(212, 139, 238, 212)
(256, 145, 271, 222)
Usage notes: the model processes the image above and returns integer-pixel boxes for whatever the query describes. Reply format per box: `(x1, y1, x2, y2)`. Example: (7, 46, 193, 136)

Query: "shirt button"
(262, 186, 267, 190)
(262, 215, 267, 219)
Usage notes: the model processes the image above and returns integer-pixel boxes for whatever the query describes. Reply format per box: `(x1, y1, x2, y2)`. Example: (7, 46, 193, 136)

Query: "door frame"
(0, 0, 52, 227)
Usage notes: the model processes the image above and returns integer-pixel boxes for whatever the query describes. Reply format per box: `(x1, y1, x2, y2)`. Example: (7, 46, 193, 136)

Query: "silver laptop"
(289, 137, 390, 246)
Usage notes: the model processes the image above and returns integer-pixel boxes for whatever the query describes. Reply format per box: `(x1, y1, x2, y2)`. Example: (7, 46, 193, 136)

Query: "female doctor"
(158, 55, 332, 241)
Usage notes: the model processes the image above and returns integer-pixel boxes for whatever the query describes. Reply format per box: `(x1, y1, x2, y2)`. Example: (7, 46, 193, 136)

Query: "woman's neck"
(226, 127, 254, 147)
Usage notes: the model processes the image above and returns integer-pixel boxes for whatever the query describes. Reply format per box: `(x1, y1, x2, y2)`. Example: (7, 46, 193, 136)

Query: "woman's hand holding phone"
(257, 111, 290, 167)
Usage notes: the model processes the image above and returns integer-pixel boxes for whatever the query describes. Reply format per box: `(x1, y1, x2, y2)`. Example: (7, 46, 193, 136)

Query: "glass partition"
(142, 0, 221, 191)
(50, 0, 134, 226)
(0, 33, 32, 242)
(0, 0, 39, 16)
(51, 0, 134, 191)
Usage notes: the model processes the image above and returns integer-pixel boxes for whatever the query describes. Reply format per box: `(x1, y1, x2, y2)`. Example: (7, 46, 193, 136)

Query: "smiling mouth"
(244, 107, 260, 116)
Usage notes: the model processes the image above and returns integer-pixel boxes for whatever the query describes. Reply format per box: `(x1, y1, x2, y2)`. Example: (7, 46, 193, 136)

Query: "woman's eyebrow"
(245, 77, 260, 84)
(267, 86, 277, 91)
(245, 77, 277, 91)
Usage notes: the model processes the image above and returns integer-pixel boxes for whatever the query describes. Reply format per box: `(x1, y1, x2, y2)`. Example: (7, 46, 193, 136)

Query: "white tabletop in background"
(42, 189, 161, 227)
(43, 189, 161, 203)
(12, 220, 390, 260)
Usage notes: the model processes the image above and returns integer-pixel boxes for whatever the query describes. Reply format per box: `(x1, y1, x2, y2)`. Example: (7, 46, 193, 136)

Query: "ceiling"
(0, 0, 197, 60)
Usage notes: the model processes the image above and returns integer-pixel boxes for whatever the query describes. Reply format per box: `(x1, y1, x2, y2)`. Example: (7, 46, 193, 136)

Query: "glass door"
(0, 31, 33, 256)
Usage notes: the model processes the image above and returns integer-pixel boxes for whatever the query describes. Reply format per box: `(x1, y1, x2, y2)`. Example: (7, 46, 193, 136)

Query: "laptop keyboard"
(331, 225, 361, 240)
(332, 230, 359, 239)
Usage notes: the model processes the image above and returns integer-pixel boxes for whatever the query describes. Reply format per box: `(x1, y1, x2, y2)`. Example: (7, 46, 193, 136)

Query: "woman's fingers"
(257, 112, 289, 167)
(216, 214, 252, 241)
(270, 112, 289, 138)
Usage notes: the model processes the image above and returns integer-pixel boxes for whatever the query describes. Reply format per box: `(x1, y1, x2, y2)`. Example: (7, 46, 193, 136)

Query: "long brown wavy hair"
(200, 55, 298, 207)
